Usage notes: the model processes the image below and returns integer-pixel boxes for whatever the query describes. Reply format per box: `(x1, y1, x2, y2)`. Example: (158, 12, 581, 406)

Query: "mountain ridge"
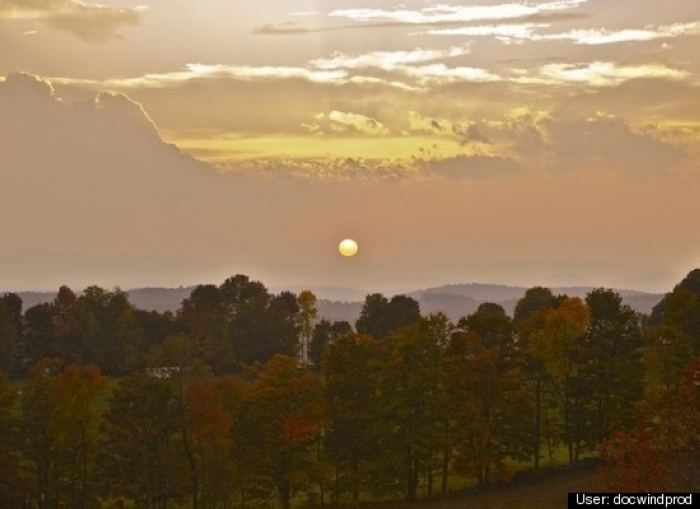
(7, 282, 665, 323)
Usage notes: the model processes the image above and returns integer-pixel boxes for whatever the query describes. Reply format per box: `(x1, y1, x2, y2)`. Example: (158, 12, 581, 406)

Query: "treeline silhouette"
(0, 271, 698, 508)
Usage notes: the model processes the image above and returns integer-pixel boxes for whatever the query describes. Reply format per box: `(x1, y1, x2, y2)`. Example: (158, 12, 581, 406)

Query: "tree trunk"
(534, 373, 541, 469)
(406, 447, 418, 501)
(441, 447, 449, 495)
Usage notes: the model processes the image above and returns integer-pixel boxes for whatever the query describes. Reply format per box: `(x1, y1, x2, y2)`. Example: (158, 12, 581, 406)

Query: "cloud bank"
(0, 0, 143, 41)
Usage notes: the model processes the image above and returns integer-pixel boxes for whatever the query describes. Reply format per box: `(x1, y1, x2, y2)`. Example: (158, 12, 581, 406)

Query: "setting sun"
(338, 238, 359, 257)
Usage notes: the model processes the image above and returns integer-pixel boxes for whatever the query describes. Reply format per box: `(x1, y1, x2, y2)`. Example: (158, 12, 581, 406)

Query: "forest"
(0, 271, 698, 508)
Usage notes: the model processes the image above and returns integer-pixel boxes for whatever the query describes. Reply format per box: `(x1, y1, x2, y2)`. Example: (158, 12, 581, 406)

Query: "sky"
(1, 0, 699, 295)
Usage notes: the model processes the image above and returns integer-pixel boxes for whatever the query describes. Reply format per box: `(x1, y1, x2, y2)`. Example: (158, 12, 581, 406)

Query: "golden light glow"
(338, 238, 359, 257)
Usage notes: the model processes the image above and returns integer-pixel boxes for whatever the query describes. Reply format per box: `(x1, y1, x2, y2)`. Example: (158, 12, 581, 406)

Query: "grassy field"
(366, 465, 597, 509)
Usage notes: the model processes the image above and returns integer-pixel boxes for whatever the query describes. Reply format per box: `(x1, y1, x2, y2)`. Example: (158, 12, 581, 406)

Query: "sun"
(338, 238, 359, 257)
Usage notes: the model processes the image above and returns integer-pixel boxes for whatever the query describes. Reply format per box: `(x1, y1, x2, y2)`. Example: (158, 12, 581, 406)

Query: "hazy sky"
(1, 0, 699, 294)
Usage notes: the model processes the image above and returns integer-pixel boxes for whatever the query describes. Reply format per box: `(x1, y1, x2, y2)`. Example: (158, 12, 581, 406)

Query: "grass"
(359, 463, 597, 509)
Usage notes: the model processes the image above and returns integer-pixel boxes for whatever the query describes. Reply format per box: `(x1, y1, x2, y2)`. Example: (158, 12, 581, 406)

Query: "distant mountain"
(407, 283, 664, 320)
(316, 300, 363, 324)
(8, 282, 664, 324)
(125, 286, 196, 313)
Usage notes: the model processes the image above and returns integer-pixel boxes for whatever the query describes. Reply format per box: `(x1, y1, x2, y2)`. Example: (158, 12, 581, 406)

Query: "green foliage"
(323, 333, 380, 503)
(356, 293, 421, 339)
(1, 272, 697, 506)
(0, 294, 22, 377)
(309, 319, 352, 370)
(0, 370, 23, 506)
(583, 289, 644, 443)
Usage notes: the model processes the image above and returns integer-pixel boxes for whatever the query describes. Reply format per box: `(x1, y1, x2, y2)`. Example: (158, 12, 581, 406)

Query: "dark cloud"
(426, 155, 523, 180)
(454, 123, 491, 144)
(543, 115, 686, 174)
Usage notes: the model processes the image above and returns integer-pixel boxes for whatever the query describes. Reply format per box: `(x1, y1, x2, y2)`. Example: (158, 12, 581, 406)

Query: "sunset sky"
(1, 0, 699, 294)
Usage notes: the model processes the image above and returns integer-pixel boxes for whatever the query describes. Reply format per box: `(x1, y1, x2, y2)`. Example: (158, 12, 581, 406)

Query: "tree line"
(0, 271, 698, 507)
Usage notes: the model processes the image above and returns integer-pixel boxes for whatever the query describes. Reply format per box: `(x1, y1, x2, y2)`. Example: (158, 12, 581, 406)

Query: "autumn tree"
(323, 333, 380, 504)
(584, 289, 644, 445)
(372, 318, 445, 501)
(595, 358, 699, 492)
(513, 286, 562, 469)
(51, 364, 109, 508)
(185, 376, 248, 508)
(20, 360, 108, 508)
(20, 358, 64, 508)
(0, 370, 23, 506)
(247, 355, 323, 509)
(99, 372, 179, 508)
(529, 297, 590, 464)
(148, 333, 212, 509)
(449, 303, 530, 487)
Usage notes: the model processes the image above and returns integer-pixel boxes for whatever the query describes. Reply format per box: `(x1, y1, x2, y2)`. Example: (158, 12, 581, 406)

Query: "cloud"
(0, 0, 143, 42)
(311, 111, 390, 137)
(0, 72, 233, 257)
(329, 1, 587, 25)
(253, 22, 311, 35)
(425, 155, 523, 180)
(421, 23, 548, 41)
(539, 22, 700, 45)
(426, 21, 700, 46)
(311, 46, 471, 70)
(2, 73, 699, 293)
(542, 114, 686, 174)
(515, 61, 691, 87)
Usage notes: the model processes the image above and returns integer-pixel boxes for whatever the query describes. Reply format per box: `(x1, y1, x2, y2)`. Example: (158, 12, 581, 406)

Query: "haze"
(1, 0, 699, 293)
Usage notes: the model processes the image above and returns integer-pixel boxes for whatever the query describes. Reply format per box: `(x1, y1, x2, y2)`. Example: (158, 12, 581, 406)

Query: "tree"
(147, 333, 212, 509)
(528, 298, 590, 464)
(513, 286, 561, 469)
(185, 376, 248, 508)
(584, 289, 644, 445)
(373, 318, 443, 501)
(512, 287, 559, 329)
(323, 333, 379, 504)
(209, 275, 300, 368)
(20, 303, 56, 373)
(79, 286, 145, 376)
(450, 304, 530, 486)
(100, 372, 179, 508)
(649, 268, 700, 326)
(247, 355, 323, 509)
(297, 290, 318, 368)
(52, 286, 85, 365)
(356, 293, 421, 340)
(595, 358, 699, 492)
(20, 359, 108, 508)
(0, 370, 23, 506)
(179, 284, 231, 373)
(309, 319, 352, 370)
(51, 364, 109, 508)
(0, 293, 22, 377)
(20, 358, 64, 508)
